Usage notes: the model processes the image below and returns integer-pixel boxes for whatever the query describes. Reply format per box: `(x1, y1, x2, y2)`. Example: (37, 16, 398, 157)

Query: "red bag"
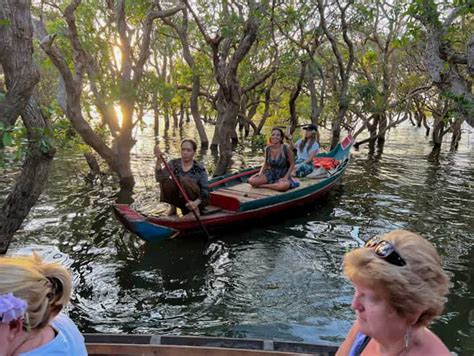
(312, 157, 340, 170)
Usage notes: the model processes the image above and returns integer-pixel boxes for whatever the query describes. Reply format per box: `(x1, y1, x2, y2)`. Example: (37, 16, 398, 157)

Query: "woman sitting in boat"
(287, 124, 320, 177)
(0, 253, 87, 355)
(155, 139, 209, 217)
(248, 127, 298, 192)
(337, 230, 451, 356)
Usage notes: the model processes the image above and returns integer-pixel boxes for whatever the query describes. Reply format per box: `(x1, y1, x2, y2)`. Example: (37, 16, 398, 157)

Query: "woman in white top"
(0, 253, 87, 356)
(288, 124, 320, 177)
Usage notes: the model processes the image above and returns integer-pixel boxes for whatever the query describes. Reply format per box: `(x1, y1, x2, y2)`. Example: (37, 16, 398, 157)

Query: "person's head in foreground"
(337, 229, 451, 356)
(0, 253, 87, 356)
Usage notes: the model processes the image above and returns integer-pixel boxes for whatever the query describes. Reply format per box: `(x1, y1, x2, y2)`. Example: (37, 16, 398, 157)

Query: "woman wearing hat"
(287, 124, 320, 177)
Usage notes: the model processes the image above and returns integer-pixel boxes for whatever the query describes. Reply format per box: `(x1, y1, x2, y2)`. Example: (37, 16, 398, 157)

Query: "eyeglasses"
(364, 236, 407, 266)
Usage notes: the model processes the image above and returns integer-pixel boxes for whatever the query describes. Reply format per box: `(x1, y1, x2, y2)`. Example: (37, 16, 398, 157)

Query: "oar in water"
(158, 153, 212, 240)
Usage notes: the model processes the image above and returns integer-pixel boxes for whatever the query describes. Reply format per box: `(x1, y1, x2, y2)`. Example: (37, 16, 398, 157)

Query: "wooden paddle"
(158, 153, 212, 240)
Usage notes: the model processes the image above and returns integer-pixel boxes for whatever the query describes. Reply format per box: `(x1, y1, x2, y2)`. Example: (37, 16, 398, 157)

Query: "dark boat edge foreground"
(85, 333, 338, 355)
(114, 135, 353, 243)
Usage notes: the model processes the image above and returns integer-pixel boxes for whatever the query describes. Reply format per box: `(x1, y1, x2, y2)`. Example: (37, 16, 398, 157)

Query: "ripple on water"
(2, 123, 473, 352)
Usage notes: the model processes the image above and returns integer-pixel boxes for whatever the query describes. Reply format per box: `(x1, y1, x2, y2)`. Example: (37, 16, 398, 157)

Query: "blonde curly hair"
(343, 230, 450, 327)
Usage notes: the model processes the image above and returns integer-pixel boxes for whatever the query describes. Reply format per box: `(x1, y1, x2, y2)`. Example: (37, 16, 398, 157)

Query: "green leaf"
(2, 131, 12, 146)
(0, 121, 4, 131)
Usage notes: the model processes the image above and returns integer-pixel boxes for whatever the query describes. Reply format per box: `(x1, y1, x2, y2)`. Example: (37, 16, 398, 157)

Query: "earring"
(404, 327, 411, 349)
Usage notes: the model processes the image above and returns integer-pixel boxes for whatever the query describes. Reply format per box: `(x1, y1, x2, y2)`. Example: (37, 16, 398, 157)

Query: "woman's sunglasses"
(364, 236, 407, 266)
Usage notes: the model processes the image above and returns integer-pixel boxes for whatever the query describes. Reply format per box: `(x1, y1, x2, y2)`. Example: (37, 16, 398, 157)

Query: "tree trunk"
(367, 118, 377, 154)
(84, 152, 101, 180)
(153, 91, 159, 137)
(289, 61, 306, 132)
(256, 78, 275, 134)
(0, 0, 39, 127)
(164, 105, 170, 130)
(431, 117, 445, 149)
(179, 103, 185, 127)
(422, 12, 474, 127)
(160, 7, 209, 147)
(190, 74, 209, 147)
(376, 114, 388, 151)
(307, 61, 323, 124)
(186, 3, 258, 174)
(214, 96, 239, 176)
(185, 108, 190, 123)
(210, 121, 220, 151)
(450, 118, 463, 151)
(0, 1, 55, 253)
(0, 98, 55, 254)
(172, 109, 179, 127)
(422, 115, 430, 136)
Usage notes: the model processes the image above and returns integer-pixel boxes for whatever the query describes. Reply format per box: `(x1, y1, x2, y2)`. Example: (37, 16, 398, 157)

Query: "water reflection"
(1, 122, 473, 355)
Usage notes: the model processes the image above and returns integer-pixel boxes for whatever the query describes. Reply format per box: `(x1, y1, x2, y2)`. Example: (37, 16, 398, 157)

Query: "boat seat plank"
(224, 183, 283, 197)
(211, 190, 256, 203)
(218, 188, 268, 200)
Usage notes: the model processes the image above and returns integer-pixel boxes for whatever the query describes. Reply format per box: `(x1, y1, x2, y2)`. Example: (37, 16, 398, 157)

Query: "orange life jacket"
(312, 157, 340, 170)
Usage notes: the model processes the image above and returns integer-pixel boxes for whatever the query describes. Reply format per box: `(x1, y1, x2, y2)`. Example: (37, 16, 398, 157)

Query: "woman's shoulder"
(336, 321, 361, 356)
(192, 160, 207, 172)
(51, 313, 79, 330)
(51, 313, 88, 355)
(414, 328, 451, 356)
(22, 314, 87, 356)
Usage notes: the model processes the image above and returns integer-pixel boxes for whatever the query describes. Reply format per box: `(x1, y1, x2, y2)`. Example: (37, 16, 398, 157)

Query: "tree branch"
(243, 66, 277, 93)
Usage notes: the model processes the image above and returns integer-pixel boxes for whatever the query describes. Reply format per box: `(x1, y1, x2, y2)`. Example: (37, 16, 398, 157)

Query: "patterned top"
(156, 159, 209, 200)
(263, 144, 290, 184)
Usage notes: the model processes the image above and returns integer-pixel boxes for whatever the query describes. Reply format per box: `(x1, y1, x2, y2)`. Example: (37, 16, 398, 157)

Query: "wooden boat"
(85, 333, 338, 355)
(114, 135, 353, 243)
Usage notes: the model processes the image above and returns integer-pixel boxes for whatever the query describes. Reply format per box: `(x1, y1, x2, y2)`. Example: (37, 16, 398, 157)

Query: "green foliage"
(406, 0, 441, 27)
(250, 134, 267, 150)
(442, 91, 474, 118)
(0, 122, 27, 168)
(361, 49, 378, 67)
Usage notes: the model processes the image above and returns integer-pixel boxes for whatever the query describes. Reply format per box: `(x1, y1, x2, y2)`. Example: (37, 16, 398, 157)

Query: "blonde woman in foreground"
(0, 253, 87, 355)
(337, 230, 451, 356)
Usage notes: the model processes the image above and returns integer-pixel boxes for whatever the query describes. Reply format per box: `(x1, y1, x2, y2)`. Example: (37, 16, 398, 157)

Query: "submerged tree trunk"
(159, 6, 209, 147)
(376, 114, 388, 151)
(0, 98, 55, 254)
(317, 0, 354, 149)
(431, 117, 445, 149)
(40, 1, 184, 189)
(213, 87, 241, 175)
(153, 91, 159, 136)
(421, 6, 473, 127)
(450, 117, 463, 151)
(0, 0, 55, 253)
(187, 1, 259, 176)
